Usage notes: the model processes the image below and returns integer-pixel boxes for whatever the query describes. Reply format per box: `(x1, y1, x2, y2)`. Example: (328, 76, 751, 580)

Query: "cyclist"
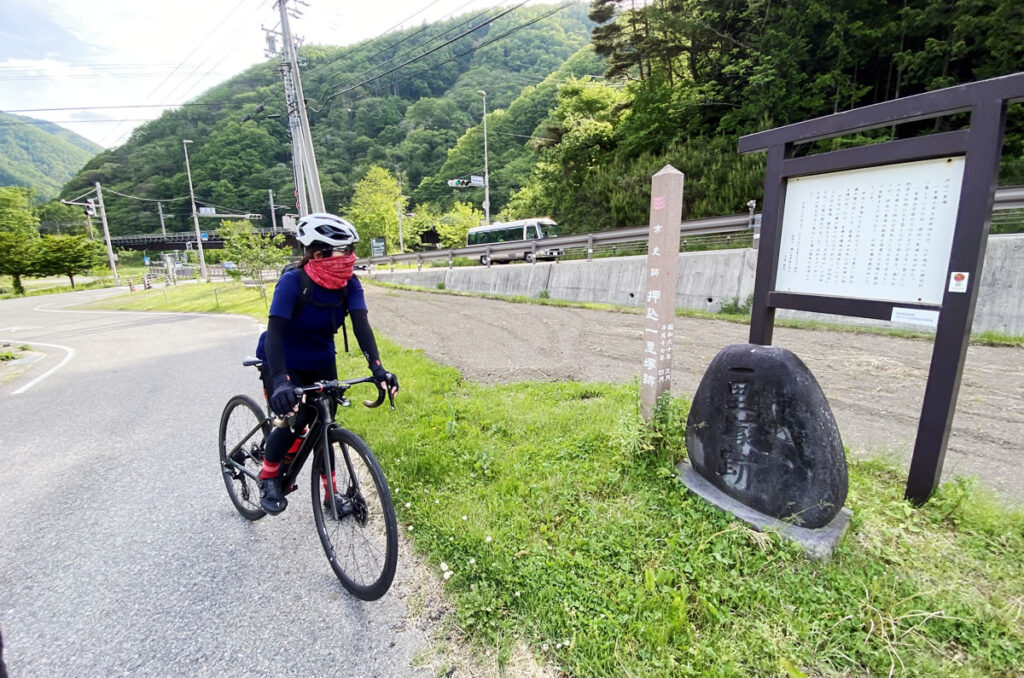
(255, 212, 399, 515)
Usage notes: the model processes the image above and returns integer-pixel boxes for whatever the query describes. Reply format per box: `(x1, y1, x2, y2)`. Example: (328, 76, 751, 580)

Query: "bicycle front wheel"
(219, 395, 269, 521)
(311, 428, 398, 600)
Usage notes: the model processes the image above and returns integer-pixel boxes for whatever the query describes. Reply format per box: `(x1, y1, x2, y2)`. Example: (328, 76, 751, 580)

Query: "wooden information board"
(777, 157, 965, 305)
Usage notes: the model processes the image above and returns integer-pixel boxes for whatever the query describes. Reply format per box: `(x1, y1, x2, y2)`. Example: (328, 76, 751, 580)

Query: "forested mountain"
(507, 0, 1024, 232)
(57, 0, 1022, 241)
(59, 3, 596, 237)
(0, 112, 102, 201)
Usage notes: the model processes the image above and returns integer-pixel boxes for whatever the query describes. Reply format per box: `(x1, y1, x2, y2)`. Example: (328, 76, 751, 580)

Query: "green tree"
(33, 235, 105, 288)
(0, 187, 41, 294)
(0, 187, 40, 236)
(217, 219, 288, 283)
(37, 200, 90, 236)
(435, 201, 483, 249)
(0, 232, 38, 295)
(344, 166, 404, 256)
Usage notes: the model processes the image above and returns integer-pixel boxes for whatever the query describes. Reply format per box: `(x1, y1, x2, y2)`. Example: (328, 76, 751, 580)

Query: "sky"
(0, 0, 505, 148)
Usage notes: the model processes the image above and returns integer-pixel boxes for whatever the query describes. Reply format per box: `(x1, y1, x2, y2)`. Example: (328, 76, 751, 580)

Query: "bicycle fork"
(315, 399, 361, 522)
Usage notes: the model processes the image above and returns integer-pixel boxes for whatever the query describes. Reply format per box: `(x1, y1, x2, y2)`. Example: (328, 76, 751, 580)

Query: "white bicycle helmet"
(295, 212, 360, 249)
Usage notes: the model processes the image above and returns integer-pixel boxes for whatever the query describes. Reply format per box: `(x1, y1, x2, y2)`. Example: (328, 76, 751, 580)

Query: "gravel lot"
(364, 283, 1023, 506)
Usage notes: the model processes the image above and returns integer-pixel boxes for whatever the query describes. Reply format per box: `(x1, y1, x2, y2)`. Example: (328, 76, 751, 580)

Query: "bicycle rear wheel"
(219, 395, 270, 521)
(311, 428, 398, 600)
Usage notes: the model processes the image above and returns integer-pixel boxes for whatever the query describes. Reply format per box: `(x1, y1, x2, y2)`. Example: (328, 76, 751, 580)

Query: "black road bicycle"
(218, 358, 398, 600)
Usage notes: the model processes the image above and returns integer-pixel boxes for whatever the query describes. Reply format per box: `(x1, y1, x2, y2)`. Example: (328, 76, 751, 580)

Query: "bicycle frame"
(220, 366, 399, 599)
(223, 374, 390, 519)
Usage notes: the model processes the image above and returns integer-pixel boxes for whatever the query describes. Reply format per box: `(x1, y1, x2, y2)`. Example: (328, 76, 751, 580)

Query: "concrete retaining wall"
(366, 233, 1024, 335)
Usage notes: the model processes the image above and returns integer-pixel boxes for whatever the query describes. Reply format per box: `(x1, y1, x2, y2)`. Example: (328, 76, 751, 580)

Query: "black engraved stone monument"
(685, 343, 848, 529)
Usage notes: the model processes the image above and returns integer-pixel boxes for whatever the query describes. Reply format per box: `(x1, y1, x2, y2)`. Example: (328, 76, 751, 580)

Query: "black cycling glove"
(270, 374, 297, 416)
(371, 363, 399, 393)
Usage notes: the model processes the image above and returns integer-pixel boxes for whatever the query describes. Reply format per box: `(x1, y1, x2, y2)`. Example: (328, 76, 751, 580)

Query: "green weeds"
(92, 283, 1024, 677)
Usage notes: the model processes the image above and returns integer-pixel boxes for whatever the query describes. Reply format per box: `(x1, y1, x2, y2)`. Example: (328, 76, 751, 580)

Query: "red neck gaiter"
(304, 254, 356, 290)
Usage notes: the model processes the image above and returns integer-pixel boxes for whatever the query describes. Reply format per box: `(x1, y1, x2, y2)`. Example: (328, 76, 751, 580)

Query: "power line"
(102, 188, 191, 203)
(3, 104, 228, 114)
(66, 188, 97, 203)
(305, 0, 455, 79)
(0, 119, 154, 126)
(163, 0, 270, 104)
(313, 0, 490, 95)
(101, 0, 265, 146)
(339, 1, 576, 108)
(319, 2, 527, 108)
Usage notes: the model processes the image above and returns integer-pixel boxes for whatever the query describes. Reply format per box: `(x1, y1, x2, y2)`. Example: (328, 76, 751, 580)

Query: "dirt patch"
(365, 284, 1024, 506)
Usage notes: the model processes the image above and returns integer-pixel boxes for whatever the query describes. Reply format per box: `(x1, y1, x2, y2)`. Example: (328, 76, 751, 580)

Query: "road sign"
(201, 232, 209, 241)
(470, 175, 484, 187)
(371, 237, 386, 257)
(199, 207, 215, 216)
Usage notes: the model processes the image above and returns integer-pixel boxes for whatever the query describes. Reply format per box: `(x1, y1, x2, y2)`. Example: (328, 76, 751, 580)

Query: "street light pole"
(182, 139, 208, 280)
(476, 89, 490, 225)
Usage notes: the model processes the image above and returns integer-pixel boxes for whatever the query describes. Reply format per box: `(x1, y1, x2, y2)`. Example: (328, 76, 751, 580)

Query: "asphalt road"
(0, 289, 433, 678)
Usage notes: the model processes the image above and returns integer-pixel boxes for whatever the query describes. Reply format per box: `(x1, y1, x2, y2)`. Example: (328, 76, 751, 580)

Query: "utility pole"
(275, 0, 324, 214)
(396, 198, 405, 253)
(269, 189, 279, 234)
(94, 182, 119, 283)
(477, 89, 490, 225)
(182, 139, 208, 279)
(157, 201, 167, 238)
(278, 61, 309, 215)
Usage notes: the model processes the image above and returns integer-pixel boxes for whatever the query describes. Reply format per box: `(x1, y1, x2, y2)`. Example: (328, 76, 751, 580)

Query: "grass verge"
(91, 283, 1024, 676)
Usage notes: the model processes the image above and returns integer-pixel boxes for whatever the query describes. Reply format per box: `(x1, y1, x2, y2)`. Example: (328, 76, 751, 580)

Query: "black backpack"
(282, 263, 350, 352)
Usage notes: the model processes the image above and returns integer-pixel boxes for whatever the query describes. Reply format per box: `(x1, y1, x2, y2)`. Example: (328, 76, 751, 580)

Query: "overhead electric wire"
(4, 104, 228, 114)
(319, 1, 527, 108)
(313, 0, 488, 95)
(140, 0, 254, 103)
(335, 1, 576, 109)
(66, 188, 98, 202)
(0, 118, 153, 126)
(102, 188, 190, 203)
(101, 0, 264, 146)
(163, 0, 269, 104)
(305, 0, 455, 79)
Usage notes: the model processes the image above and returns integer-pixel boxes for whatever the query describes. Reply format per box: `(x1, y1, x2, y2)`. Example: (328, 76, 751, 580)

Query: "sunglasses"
(331, 245, 355, 253)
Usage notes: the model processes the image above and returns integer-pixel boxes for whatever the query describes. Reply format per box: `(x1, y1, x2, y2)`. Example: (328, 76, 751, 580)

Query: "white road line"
(31, 302, 260, 321)
(0, 339, 76, 395)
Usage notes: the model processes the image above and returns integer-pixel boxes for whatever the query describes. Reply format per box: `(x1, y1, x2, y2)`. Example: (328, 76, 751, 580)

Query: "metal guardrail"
(366, 213, 755, 269)
(366, 185, 1024, 270)
(107, 186, 1023, 258)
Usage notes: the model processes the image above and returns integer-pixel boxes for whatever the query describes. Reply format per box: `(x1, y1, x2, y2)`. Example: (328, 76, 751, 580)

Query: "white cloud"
(3, 0, 506, 147)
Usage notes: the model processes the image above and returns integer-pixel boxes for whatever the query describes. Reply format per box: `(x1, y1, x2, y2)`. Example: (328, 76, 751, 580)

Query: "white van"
(466, 218, 562, 264)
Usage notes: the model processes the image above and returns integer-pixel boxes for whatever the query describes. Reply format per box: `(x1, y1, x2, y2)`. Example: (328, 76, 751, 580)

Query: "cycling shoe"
(259, 476, 288, 515)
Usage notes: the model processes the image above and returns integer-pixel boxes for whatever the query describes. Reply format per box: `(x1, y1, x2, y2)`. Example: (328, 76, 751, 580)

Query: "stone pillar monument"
(641, 166, 684, 420)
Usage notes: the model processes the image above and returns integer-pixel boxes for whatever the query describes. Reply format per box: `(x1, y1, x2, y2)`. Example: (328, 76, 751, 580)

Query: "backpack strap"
(292, 268, 350, 353)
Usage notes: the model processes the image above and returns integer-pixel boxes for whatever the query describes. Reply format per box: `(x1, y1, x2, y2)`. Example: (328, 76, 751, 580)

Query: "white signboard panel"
(776, 157, 965, 305)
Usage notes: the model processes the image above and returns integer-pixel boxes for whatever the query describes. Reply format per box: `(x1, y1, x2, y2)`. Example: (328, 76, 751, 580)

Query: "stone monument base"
(676, 460, 852, 561)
